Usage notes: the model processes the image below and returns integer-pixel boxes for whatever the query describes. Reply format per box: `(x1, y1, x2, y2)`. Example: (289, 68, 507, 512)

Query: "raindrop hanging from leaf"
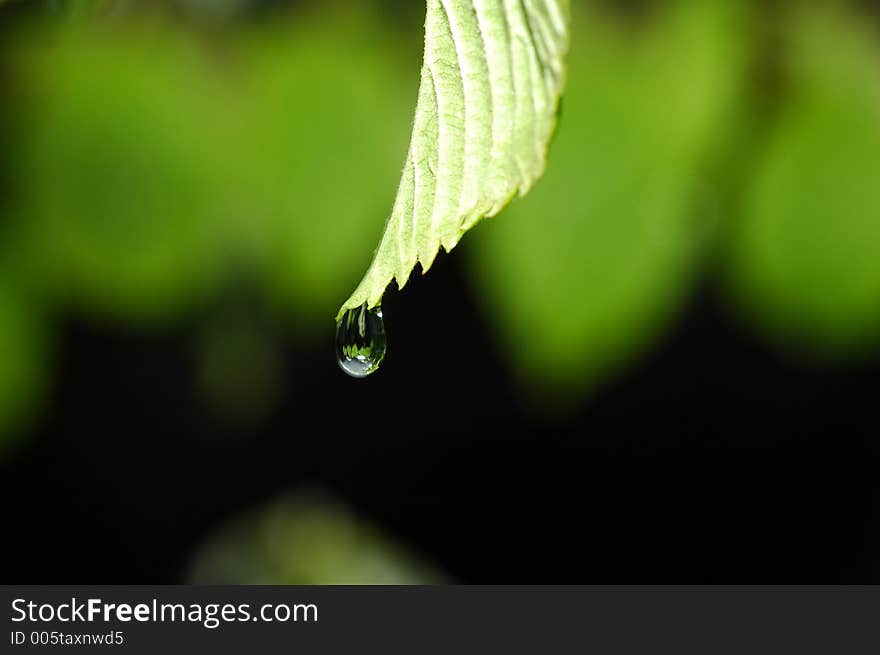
(336, 303, 387, 378)
(333, 0, 571, 375)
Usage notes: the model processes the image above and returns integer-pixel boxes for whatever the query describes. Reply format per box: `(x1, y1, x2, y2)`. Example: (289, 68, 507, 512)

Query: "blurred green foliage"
(0, 0, 879, 442)
(188, 491, 445, 584)
(12, 4, 414, 326)
(196, 310, 285, 426)
(470, 0, 750, 397)
(726, 4, 880, 356)
(238, 9, 413, 321)
(16, 29, 227, 323)
(0, 273, 49, 452)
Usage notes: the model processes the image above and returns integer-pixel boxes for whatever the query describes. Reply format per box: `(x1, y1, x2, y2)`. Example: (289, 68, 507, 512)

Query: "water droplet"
(336, 303, 387, 378)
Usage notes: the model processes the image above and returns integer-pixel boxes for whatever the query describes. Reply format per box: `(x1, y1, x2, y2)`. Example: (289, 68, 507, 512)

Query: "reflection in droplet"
(336, 303, 386, 378)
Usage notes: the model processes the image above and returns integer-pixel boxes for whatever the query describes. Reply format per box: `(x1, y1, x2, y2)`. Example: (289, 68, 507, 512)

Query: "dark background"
(3, 255, 878, 582)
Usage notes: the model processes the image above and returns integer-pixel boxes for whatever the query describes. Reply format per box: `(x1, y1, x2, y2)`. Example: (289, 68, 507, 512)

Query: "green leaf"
(336, 0, 570, 320)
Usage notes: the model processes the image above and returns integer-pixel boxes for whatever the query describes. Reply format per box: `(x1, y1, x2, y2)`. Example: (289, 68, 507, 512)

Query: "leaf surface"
(337, 0, 570, 319)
